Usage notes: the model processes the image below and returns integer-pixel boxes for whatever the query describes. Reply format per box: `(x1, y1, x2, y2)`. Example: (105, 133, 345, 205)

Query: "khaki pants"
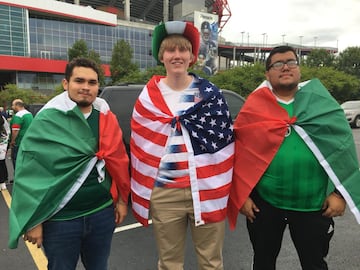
(150, 187, 225, 270)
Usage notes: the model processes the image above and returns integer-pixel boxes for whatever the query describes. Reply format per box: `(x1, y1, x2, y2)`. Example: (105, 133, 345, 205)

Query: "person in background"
(228, 45, 360, 270)
(0, 106, 9, 119)
(9, 99, 33, 169)
(0, 114, 10, 190)
(9, 57, 130, 270)
(130, 21, 234, 269)
(198, 20, 218, 75)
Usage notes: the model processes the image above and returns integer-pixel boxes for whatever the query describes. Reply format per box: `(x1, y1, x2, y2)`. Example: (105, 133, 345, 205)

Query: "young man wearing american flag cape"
(228, 45, 360, 270)
(130, 21, 234, 269)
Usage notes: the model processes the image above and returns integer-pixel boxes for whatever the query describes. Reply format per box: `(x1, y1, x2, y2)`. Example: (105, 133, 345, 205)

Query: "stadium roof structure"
(60, 0, 231, 31)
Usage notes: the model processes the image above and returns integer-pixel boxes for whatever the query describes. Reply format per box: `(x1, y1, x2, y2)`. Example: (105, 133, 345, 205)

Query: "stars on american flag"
(181, 86, 234, 155)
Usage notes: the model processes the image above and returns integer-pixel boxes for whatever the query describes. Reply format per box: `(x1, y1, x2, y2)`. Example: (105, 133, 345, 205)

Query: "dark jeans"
(42, 205, 116, 270)
(247, 191, 334, 270)
(0, 159, 8, 183)
(11, 145, 18, 170)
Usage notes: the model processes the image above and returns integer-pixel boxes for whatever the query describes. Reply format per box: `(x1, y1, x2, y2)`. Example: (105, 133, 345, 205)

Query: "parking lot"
(1, 130, 360, 270)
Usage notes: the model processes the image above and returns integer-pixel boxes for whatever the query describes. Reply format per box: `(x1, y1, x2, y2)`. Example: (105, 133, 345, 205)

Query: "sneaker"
(0, 183, 6, 190)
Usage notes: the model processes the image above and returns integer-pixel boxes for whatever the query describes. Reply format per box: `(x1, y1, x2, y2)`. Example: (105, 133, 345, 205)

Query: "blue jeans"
(42, 205, 116, 270)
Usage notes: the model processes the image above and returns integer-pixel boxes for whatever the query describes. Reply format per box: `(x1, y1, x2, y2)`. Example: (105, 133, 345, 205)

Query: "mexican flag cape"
(227, 78, 360, 230)
(9, 91, 130, 248)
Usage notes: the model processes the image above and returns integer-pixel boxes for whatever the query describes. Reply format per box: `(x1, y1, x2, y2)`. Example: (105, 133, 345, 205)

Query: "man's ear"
(62, 78, 68, 91)
(265, 71, 270, 81)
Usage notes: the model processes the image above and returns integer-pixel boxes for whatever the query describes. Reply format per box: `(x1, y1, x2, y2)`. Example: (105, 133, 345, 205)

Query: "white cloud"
(221, 0, 360, 51)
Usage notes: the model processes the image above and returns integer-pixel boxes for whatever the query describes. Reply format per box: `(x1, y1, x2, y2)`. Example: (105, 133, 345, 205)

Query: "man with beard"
(9, 58, 130, 270)
(228, 45, 360, 270)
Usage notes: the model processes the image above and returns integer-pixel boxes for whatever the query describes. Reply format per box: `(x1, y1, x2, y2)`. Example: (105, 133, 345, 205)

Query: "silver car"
(341, 100, 360, 128)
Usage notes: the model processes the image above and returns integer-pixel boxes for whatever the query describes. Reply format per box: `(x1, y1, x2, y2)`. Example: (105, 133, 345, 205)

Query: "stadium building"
(0, 0, 231, 93)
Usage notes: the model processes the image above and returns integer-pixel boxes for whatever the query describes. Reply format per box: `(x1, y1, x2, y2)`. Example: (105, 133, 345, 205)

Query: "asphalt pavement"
(1, 130, 360, 270)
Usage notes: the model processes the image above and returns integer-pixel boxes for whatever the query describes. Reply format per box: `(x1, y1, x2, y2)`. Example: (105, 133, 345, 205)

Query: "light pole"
(282, 34, 286, 44)
(299, 36, 303, 64)
(262, 33, 267, 47)
(247, 32, 250, 46)
(241, 31, 245, 45)
(314, 36, 318, 47)
(299, 35, 303, 47)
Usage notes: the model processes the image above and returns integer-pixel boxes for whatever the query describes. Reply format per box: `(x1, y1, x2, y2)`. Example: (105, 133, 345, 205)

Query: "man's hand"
(322, 192, 346, 218)
(23, 224, 43, 248)
(239, 197, 260, 223)
(115, 199, 128, 225)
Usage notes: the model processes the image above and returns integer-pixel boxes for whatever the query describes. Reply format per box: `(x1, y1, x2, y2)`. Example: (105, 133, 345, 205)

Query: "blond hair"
(158, 34, 193, 62)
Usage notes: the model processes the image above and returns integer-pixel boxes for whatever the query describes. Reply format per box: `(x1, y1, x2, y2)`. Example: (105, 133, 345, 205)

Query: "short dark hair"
(64, 57, 100, 81)
(265, 46, 299, 71)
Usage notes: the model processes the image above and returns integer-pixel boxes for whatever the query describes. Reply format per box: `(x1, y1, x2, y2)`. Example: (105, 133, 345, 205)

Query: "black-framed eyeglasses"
(268, 60, 298, 70)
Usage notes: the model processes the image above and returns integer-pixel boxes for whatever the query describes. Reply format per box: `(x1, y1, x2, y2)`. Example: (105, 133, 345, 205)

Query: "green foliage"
(115, 65, 167, 84)
(68, 40, 88, 60)
(51, 84, 65, 98)
(88, 50, 105, 86)
(143, 65, 166, 80)
(68, 40, 106, 86)
(0, 84, 50, 108)
(110, 40, 139, 84)
(4, 45, 360, 108)
(210, 64, 265, 97)
(304, 49, 336, 67)
(300, 65, 360, 103)
(337, 46, 360, 79)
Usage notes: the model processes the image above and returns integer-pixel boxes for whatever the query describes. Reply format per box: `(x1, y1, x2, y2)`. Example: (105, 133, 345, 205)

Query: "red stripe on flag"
(197, 155, 234, 179)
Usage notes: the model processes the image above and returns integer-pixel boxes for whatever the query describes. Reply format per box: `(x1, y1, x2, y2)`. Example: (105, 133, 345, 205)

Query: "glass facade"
(0, 4, 157, 92)
(28, 16, 156, 69)
(0, 5, 28, 56)
(17, 72, 63, 94)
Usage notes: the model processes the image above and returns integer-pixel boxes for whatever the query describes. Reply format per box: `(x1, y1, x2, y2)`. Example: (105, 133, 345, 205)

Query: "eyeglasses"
(268, 60, 298, 70)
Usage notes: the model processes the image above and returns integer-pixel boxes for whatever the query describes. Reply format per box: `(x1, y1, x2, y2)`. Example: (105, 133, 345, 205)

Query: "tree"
(68, 39, 88, 60)
(110, 40, 139, 84)
(337, 46, 360, 79)
(299, 66, 360, 103)
(0, 84, 50, 108)
(304, 49, 335, 67)
(88, 50, 105, 86)
(210, 64, 265, 98)
(68, 40, 105, 86)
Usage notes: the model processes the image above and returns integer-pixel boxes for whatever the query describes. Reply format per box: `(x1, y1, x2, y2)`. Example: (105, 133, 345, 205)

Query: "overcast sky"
(220, 0, 360, 52)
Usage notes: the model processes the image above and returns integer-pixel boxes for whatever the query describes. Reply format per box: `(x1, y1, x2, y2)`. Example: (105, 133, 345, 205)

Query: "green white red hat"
(152, 21, 200, 66)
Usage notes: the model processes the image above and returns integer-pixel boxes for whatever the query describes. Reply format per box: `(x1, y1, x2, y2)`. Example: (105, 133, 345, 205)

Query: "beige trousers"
(150, 186, 225, 270)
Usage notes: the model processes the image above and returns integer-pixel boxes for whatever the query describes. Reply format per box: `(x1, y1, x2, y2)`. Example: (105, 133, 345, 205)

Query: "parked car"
(341, 100, 360, 128)
(99, 84, 245, 154)
(27, 103, 45, 116)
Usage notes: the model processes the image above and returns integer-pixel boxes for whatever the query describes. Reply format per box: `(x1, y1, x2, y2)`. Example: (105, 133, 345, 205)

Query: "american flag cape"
(9, 91, 130, 248)
(131, 74, 234, 226)
(227, 78, 360, 230)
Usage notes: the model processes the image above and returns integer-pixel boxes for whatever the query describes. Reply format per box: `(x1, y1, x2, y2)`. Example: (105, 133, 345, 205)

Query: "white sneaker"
(0, 183, 6, 190)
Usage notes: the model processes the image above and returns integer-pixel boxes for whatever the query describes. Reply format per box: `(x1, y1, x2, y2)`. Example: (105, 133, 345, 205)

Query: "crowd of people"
(3, 20, 360, 270)
(0, 100, 33, 190)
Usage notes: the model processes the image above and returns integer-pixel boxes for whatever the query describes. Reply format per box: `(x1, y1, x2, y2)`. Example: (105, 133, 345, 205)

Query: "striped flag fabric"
(131, 74, 234, 226)
(8, 91, 130, 248)
(227, 79, 360, 229)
